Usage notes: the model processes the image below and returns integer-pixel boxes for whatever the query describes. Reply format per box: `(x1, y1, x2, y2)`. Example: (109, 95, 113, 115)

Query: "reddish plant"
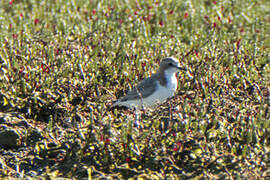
(184, 12, 189, 19)
(126, 157, 131, 162)
(34, 18, 39, 25)
(12, 33, 18, 39)
(9, 0, 14, 5)
(159, 20, 164, 26)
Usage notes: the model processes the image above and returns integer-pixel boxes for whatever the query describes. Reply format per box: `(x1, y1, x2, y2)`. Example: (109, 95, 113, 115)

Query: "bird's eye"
(168, 62, 173, 66)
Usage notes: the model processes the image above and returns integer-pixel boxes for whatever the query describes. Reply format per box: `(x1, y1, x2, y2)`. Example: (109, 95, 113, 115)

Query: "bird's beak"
(177, 66, 187, 71)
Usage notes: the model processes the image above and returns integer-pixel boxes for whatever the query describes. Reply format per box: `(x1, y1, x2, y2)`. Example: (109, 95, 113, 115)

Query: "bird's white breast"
(143, 80, 176, 106)
(164, 70, 178, 93)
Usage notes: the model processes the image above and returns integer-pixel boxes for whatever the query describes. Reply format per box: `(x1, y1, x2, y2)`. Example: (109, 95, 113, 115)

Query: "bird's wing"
(119, 75, 158, 102)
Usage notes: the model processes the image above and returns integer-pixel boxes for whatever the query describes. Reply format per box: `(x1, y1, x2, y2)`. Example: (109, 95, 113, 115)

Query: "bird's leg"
(133, 107, 141, 128)
(166, 101, 173, 132)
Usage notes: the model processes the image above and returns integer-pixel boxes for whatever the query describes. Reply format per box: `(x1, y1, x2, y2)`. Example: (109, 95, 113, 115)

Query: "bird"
(112, 57, 186, 109)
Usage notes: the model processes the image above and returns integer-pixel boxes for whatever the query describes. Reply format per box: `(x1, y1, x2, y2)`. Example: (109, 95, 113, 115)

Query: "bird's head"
(159, 57, 186, 74)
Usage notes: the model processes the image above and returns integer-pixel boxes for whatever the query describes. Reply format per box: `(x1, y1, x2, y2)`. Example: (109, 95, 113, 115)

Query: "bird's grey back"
(119, 74, 160, 102)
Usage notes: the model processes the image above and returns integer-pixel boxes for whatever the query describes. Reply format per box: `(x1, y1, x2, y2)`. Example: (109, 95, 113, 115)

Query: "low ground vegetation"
(0, 0, 269, 179)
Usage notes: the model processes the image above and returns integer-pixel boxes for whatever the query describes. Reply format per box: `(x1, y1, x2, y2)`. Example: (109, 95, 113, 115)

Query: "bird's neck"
(156, 69, 177, 87)
(164, 68, 177, 78)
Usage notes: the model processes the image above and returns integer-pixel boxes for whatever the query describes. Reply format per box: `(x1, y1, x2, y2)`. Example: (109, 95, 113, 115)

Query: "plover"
(113, 57, 186, 109)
